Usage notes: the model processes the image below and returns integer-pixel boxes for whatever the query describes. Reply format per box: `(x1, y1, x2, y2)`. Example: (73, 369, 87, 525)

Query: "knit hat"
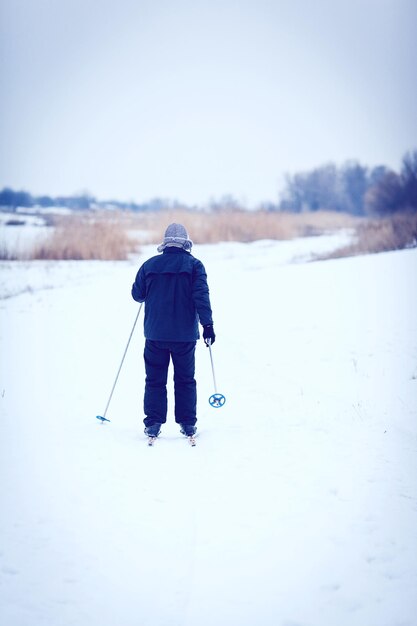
(157, 223, 193, 252)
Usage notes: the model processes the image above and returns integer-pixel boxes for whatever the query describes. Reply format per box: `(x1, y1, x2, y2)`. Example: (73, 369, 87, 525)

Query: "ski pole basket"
(209, 393, 226, 408)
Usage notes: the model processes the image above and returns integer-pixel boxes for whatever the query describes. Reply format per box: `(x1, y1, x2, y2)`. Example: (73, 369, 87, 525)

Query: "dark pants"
(143, 340, 197, 428)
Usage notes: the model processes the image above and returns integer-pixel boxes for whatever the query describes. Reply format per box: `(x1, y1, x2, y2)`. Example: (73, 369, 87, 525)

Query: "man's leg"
(143, 340, 170, 431)
(170, 341, 197, 427)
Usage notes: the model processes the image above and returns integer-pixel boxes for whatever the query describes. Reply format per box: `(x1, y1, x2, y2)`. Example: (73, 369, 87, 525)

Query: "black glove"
(203, 324, 216, 346)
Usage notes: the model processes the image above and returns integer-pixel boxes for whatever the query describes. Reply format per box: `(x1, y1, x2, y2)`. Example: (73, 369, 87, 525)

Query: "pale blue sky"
(1, 0, 416, 206)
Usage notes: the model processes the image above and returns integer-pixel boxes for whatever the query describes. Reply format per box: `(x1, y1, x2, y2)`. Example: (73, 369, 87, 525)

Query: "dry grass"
(30, 214, 138, 260)
(125, 209, 359, 244)
(0, 242, 18, 261)
(9, 208, 414, 262)
(27, 209, 358, 261)
(321, 212, 417, 259)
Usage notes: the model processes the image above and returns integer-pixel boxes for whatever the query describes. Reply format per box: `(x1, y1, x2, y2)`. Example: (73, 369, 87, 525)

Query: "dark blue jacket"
(131, 247, 213, 341)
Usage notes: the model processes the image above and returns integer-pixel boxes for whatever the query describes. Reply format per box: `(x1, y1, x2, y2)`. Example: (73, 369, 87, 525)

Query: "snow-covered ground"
(0, 237, 416, 626)
(0, 212, 50, 258)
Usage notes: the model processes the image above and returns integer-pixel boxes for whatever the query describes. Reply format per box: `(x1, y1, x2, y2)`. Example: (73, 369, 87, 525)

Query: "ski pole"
(207, 339, 226, 408)
(96, 303, 143, 423)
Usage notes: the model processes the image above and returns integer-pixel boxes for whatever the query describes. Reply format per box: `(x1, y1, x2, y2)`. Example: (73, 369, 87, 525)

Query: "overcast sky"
(1, 0, 416, 206)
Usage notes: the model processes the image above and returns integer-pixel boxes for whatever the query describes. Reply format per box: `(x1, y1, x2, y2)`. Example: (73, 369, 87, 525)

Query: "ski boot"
(144, 424, 161, 446)
(180, 424, 197, 446)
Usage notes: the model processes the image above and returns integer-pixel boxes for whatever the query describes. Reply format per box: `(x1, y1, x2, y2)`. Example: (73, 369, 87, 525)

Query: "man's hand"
(203, 324, 216, 346)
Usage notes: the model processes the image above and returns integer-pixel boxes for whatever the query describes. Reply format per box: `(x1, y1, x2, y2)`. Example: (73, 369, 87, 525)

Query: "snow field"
(1, 238, 416, 626)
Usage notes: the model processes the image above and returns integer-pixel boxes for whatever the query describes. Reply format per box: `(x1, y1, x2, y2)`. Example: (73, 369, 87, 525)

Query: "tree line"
(0, 188, 175, 213)
(1, 149, 416, 216)
(278, 150, 417, 216)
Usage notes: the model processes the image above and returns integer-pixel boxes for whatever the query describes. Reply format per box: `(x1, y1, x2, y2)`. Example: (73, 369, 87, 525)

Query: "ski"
(146, 434, 196, 446)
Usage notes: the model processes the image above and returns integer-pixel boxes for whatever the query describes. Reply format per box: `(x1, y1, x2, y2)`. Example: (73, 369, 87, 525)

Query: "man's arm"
(192, 260, 213, 326)
(132, 265, 147, 302)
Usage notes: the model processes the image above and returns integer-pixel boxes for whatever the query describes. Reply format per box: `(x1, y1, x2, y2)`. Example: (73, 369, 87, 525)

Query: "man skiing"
(131, 223, 215, 442)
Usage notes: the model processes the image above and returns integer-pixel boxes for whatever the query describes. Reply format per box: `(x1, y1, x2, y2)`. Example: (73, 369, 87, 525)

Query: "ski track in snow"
(1, 237, 416, 626)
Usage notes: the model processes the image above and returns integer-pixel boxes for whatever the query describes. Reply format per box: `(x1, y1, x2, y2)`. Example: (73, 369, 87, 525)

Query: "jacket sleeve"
(192, 260, 213, 326)
(131, 265, 147, 302)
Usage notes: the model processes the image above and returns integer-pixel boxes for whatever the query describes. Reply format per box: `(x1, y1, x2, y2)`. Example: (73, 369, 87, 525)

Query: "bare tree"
(364, 170, 404, 215)
(401, 150, 417, 210)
